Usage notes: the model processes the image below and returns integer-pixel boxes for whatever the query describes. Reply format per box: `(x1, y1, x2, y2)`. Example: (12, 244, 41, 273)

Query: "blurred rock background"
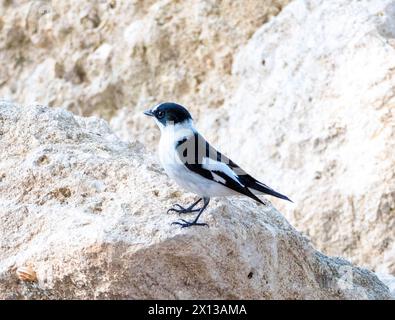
(0, 0, 394, 282)
(0, 0, 290, 137)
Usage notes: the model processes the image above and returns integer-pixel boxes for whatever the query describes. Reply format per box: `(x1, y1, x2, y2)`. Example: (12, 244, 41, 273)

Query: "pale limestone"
(0, 103, 391, 299)
(204, 0, 395, 275)
(0, 0, 290, 120)
(1, 0, 394, 284)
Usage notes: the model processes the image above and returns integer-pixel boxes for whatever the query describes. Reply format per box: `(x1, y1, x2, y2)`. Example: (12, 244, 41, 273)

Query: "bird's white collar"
(159, 119, 196, 142)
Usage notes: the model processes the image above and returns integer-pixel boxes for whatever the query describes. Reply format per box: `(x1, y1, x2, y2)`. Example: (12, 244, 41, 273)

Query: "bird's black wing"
(176, 133, 292, 203)
(218, 148, 292, 202)
(176, 133, 266, 204)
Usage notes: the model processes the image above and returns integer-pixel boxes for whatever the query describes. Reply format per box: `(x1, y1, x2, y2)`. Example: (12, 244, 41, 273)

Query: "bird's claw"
(171, 219, 209, 228)
(173, 204, 184, 210)
(167, 204, 182, 214)
(167, 204, 200, 215)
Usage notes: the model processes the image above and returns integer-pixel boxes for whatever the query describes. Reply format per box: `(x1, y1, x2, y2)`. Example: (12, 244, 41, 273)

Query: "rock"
(197, 0, 395, 275)
(0, 103, 391, 299)
(0, 0, 290, 121)
(108, 0, 395, 278)
(377, 273, 395, 298)
(0, 0, 394, 286)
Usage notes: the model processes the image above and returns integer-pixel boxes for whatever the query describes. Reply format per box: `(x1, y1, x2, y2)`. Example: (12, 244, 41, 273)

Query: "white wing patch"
(202, 157, 243, 186)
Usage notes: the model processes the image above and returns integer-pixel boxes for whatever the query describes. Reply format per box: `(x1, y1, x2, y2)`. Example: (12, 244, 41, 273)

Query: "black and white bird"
(144, 102, 292, 228)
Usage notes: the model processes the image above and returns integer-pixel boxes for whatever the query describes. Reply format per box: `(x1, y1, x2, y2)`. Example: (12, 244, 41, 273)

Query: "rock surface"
(377, 273, 395, 297)
(0, 0, 289, 121)
(0, 103, 391, 299)
(197, 0, 395, 275)
(0, 0, 394, 284)
(107, 0, 395, 278)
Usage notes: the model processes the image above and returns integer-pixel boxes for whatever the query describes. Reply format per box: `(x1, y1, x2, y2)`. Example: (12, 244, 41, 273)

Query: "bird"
(144, 102, 292, 228)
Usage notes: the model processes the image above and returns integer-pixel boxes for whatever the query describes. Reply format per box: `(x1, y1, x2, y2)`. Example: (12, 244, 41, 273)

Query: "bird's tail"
(249, 180, 293, 203)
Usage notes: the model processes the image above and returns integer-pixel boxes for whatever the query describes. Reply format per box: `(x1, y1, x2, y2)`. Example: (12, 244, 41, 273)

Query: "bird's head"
(144, 102, 193, 130)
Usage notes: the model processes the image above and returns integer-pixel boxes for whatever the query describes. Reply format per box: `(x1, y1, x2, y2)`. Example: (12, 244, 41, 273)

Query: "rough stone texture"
(194, 0, 395, 276)
(0, 0, 394, 286)
(0, 0, 289, 122)
(377, 273, 395, 297)
(0, 103, 391, 299)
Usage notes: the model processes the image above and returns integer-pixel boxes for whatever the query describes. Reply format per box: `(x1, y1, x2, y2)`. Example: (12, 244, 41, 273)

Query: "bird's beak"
(143, 109, 154, 117)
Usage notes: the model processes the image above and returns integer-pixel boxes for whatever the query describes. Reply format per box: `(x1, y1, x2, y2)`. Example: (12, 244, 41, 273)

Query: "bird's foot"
(167, 204, 200, 215)
(171, 219, 209, 228)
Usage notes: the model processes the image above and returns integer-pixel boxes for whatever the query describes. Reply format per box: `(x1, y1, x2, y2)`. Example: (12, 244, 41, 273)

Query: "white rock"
(0, 103, 391, 299)
(0, 0, 291, 119)
(377, 273, 395, 298)
(1, 0, 394, 283)
(204, 0, 395, 275)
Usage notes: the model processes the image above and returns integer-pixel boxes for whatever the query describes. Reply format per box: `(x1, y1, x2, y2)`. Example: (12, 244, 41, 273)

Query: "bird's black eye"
(157, 111, 165, 119)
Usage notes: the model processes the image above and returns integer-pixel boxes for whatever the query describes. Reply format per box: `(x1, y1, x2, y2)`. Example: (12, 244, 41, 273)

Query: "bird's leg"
(167, 198, 202, 214)
(172, 198, 210, 228)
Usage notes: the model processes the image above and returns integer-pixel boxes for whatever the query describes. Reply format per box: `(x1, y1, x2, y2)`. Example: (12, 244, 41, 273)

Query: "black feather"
(211, 170, 266, 205)
(245, 179, 293, 203)
(226, 156, 293, 202)
(175, 133, 292, 204)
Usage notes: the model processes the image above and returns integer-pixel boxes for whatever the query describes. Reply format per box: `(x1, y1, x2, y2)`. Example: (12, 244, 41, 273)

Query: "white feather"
(201, 157, 241, 186)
